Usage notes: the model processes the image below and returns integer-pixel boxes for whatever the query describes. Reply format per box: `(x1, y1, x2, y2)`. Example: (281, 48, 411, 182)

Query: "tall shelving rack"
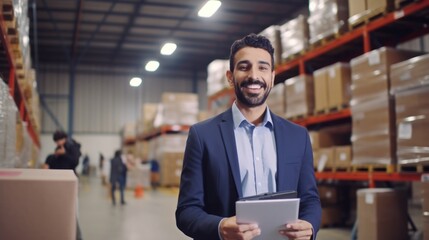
(207, 0, 429, 186)
(0, 9, 40, 148)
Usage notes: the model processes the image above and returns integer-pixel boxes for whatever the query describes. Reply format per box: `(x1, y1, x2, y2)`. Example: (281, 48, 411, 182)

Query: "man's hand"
(220, 216, 261, 240)
(279, 219, 313, 240)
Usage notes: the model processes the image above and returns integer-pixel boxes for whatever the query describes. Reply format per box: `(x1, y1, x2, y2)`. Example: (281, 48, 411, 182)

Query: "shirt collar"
(232, 102, 273, 130)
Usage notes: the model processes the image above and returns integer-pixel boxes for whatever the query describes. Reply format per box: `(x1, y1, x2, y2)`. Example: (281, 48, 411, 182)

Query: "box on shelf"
(334, 145, 352, 169)
(357, 188, 408, 240)
(266, 82, 285, 116)
(139, 103, 160, 134)
(422, 180, 429, 212)
(279, 14, 309, 60)
(0, 169, 77, 240)
(157, 92, 199, 127)
(350, 47, 421, 166)
(207, 59, 230, 96)
(284, 75, 314, 118)
(315, 147, 335, 171)
(321, 206, 344, 227)
(309, 124, 351, 150)
(159, 152, 184, 187)
(122, 122, 136, 143)
(313, 67, 329, 112)
(327, 62, 351, 108)
(348, 0, 366, 19)
(318, 185, 340, 205)
(308, 0, 349, 44)
(390, 53, 429, 93)
(259, 25, 282, 66)
(395, 86, 429, 165)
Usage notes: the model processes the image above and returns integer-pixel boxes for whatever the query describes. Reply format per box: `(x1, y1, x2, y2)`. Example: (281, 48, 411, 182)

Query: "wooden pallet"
(287, 113, 311, 121)
(349, 7, 390, 30)
(315, 104, 349, 116)
(398, 163, 429, 173)
(319, 167, 351, 173)
(309, 31, 343, 49)
(351, 164, 396, 173)
(281, 49, 307, 63)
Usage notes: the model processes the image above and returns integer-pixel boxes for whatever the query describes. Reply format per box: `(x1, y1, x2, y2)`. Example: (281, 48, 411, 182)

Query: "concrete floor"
(77, 176, 421, 240)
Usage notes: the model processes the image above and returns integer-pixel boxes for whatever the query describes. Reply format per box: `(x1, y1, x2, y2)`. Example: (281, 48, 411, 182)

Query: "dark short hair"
(53, 130, 68, 141)
(229, 33, 275, 72)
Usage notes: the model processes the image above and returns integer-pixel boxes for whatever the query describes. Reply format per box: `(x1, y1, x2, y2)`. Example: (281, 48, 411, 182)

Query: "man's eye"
(238, 65, 248, 70)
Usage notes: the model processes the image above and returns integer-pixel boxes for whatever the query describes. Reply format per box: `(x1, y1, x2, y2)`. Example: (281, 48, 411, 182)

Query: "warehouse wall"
(38, 64, 208, 134)
(37, 63, 208, 164)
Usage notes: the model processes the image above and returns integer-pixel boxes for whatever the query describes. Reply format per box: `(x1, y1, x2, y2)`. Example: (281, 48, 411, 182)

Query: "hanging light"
(129, 77, 142, 87)
(161, 42, 177, 55)
(198, 0, 221, 18)
(145, 61, 160, 72)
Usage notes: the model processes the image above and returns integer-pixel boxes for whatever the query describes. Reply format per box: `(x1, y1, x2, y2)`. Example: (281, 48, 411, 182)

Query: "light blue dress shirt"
(232, 102, 277, 197)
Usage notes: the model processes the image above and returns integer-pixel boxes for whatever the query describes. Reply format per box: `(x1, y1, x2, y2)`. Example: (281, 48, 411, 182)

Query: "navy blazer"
(176, 108, 321, 240)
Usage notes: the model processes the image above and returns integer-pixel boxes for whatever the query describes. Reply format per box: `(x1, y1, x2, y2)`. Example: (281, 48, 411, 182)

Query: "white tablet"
(236, 198, 300, 240)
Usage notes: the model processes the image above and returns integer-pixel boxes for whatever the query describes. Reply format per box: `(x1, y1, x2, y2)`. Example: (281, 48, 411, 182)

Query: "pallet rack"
(0, 9, 40, 147)
(207, 0, 429, 184)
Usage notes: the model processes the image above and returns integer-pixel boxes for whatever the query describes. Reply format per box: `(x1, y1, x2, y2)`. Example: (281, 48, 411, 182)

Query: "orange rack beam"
(315, 172, 422, 188)
(138, 125, 190, 141)
(292, 108, 351, 127)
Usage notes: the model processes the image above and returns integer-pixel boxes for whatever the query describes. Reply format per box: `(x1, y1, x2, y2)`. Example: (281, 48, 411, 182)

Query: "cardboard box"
(390, 53, 429, 93)
(395, 86, 429, 164)
(423, 181, 429, 212)
(351, 97, 396, 165)
(279, 15, 309, 59)
(285, 75, 314, 118)
(424, 214, 429, 240)
(266, 83, 285, 116)
(357, 188, 408, 240)
(321, 206, 344, 227)
(327, 62, 351, 108)
(348, 0, 366, 18)
(0, 169, 77, 240)
(313, 68, 329, 112)
(316, 147, 335, 171)
(318, 185, 339, 205)
(334, 145, 352, 169)
(367, 0, 395, 12)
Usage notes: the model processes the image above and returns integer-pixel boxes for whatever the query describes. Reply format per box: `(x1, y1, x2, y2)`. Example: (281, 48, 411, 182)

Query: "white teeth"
(247, 84, 261, 89)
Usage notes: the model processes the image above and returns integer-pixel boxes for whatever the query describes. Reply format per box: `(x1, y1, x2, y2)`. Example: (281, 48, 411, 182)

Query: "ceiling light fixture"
(161, 42, 177, 55)
(145, 60, 160, 72)
(198, 0, 221, 18)
(129, 77, 142, 87)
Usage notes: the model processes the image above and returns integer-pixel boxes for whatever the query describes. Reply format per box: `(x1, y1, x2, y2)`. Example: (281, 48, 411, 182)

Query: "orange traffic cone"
(134, 184, 144, 198)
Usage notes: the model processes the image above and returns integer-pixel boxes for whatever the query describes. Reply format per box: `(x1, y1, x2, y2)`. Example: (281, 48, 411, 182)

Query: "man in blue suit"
(176, 33, 321, 240)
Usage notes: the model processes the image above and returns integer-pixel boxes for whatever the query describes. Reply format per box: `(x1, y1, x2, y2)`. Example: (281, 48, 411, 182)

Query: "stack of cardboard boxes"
(350, 47, 420, 166)
(310, 124, 351, 171)
(390, 54, 429, 166)
(313, 62, 351, 113)
(279, 15, 309, 60)
(284, 75, 314, 118)
(307, 0, 349, 44)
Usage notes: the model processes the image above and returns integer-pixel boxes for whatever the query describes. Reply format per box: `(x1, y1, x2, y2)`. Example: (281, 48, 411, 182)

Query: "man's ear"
(226, 70, 234, 87)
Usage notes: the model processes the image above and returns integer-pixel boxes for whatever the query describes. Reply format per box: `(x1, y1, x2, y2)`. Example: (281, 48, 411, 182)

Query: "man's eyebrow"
(236, 60, 271, 66)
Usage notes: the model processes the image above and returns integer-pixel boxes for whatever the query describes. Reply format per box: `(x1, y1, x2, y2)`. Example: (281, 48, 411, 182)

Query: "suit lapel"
(219, 109, 242, 198)
(272, 113, 295, 191)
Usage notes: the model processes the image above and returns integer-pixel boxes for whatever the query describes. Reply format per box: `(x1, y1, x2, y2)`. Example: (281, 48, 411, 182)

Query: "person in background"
(52, 130, 82, 176)
(43, 145, 76, 172)
(176, 33, 321, 240)
(110, 150, 128, 205)
(81, 154, 90, 176)
(46, 130, 83, 240)
(99, 153, 107, 185)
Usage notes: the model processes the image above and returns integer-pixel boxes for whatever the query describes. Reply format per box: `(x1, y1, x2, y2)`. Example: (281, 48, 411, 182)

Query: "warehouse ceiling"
(29, 0, 308, 76)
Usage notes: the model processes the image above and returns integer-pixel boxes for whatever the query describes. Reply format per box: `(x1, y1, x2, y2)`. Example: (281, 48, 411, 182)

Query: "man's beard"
(234, 78, 271, 108)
